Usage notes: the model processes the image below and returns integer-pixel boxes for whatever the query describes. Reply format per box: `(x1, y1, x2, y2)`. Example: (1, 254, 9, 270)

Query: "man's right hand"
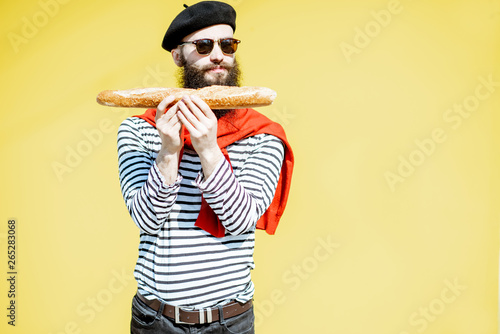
(154, 96, 183, 184)
(155, 95, 183, 155)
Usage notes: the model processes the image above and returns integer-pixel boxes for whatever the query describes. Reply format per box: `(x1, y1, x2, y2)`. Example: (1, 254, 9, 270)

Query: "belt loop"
(199, 309, 205, 324)
(206, 308, 212, 323)
(217, 305, 226, 325)
(155, 301, 165, 321)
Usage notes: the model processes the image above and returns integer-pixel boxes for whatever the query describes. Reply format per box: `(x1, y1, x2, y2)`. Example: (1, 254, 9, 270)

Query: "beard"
(177, 54, 241, 119)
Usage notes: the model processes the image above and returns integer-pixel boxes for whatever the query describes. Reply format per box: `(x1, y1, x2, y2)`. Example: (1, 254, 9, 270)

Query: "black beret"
(162, 1, 237, 52)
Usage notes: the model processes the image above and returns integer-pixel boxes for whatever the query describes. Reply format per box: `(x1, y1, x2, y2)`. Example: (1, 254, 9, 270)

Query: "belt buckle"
(174, 306, 196, 325)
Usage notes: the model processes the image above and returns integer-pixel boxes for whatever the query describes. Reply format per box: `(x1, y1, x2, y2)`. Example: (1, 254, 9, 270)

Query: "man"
(117, 2, 293, 333)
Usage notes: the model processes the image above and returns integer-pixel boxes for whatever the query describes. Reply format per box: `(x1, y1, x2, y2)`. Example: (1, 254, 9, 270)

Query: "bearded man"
(117, 2, 293, 333)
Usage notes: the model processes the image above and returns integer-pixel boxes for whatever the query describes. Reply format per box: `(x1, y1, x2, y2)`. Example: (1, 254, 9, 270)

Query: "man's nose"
(209, 42, 224, 63)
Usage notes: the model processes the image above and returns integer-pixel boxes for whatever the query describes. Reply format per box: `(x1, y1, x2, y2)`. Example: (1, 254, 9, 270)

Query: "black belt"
(137, 293, 252, 325)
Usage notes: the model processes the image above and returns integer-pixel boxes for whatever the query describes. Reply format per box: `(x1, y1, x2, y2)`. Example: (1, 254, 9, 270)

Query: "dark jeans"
(130, 294, 255, 334)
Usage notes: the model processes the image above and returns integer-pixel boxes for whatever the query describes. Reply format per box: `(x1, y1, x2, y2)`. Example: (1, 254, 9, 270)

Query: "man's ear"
(171, 47, 183, 67)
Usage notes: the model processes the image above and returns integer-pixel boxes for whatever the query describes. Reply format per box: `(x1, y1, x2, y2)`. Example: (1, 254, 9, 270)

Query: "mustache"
(199, 63, 234, 71)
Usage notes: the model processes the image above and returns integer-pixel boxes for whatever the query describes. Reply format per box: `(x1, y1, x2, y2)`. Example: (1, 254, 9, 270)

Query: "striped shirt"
(117, 116, 285, 309)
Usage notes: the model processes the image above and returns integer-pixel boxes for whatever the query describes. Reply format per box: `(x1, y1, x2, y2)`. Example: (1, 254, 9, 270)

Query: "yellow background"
(1, 0, 499, 333)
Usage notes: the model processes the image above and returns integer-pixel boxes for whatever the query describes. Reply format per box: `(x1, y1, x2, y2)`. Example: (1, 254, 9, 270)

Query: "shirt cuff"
(194, 156, 229, 194)
(151, 161, 182, 195)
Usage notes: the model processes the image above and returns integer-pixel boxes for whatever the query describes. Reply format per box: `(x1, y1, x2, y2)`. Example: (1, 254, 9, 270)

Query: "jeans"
(130, 294, 255, 334)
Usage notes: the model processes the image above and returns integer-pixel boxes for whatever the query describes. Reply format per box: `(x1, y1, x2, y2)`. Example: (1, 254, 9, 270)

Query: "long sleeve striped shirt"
(117, 116, 285, 309)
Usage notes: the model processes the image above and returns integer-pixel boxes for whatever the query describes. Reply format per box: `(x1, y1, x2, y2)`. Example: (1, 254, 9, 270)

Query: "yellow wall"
(1, 0, 499, 333)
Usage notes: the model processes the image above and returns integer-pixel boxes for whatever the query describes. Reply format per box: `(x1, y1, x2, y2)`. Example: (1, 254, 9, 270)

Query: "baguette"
(96, 85, 277, 109)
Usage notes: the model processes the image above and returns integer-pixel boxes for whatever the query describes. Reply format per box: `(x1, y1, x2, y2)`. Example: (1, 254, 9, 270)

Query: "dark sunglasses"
(179, 38, 241, 55)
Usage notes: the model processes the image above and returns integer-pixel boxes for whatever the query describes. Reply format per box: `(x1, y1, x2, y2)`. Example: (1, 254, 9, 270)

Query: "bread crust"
(96, 85, 277, 109)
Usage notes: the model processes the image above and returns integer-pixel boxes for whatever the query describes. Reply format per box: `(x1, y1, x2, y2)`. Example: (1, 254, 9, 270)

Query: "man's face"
(172, 24, 240, 89)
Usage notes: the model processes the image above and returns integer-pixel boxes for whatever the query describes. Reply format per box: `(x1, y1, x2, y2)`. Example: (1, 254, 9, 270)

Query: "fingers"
(176, 105, 197, 135)
(188, 95, 214, 119)
(177, 97, 199, 126)
(157, 107, 182, 152)
(156, 96, 182, 133)
(157, 95, 177, 112)
(177, 95, 215, 125)
(164, 113, 181, 128)
(155, 95, 177, 122)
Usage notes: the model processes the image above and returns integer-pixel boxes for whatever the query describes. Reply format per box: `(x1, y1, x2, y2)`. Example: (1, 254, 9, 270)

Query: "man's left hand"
(177, 95, 224, 178)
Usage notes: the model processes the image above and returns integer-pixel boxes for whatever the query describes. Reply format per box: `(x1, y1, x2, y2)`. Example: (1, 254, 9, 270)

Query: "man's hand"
(177, 95, 224, 179)
(155, 96, 183, 184)
(155, 96, 183, 155)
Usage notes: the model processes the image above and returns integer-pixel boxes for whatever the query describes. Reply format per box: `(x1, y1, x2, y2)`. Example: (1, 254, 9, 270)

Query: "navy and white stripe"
(117, 116, 284, 309)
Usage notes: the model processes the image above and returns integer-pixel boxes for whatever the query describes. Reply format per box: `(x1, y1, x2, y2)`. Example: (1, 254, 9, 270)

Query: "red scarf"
(134, 108, 294, 237)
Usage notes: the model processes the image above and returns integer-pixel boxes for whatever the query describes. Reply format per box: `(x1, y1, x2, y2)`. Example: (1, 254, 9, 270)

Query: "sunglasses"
(179, 38, 241, 55)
